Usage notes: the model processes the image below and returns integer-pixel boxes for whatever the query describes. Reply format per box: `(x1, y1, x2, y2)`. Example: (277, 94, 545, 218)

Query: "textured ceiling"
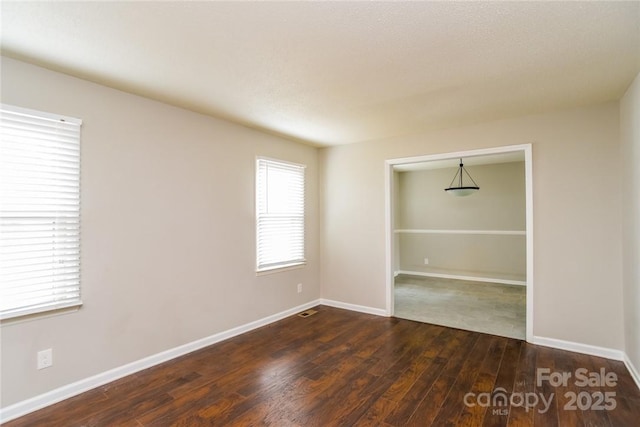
(1, 1, 639, 146)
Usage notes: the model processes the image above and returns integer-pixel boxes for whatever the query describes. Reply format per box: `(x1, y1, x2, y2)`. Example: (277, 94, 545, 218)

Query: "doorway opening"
(384, 144, 533, 342)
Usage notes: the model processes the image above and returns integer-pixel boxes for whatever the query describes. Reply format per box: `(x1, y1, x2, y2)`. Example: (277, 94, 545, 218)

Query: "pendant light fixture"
(444, 158, 479, 197)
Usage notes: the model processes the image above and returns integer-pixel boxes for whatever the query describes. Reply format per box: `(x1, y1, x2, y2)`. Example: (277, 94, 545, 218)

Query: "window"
(256, 158, 305, 272)
(0, 104, 82, 320)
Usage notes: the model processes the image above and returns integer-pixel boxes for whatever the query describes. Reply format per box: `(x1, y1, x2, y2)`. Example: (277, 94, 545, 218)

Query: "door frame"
(384, 143, 534, 342)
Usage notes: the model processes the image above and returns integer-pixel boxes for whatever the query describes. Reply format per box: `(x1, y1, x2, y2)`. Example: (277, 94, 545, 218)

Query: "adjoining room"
(393, 153, 527, 339)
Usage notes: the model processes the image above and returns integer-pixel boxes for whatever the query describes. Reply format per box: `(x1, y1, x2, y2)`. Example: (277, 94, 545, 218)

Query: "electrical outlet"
(424, 258, 429, 265)
(297, 283, 302, 293)
(37, 348, 53, 370)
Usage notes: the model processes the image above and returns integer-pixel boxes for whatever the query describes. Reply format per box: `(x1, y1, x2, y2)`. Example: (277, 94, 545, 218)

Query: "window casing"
(256, 158, 305, 272)
(0, 104, 82, 320)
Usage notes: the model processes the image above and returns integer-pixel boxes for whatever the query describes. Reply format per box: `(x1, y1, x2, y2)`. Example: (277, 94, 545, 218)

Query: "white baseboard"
(532, 336, 624, 361)
(397, 270, 526, 286)
(532, 336, 640, 392)
(319, 298, 387, 317)
(623, 353, 640, 391)
(0, 299, 321, 423)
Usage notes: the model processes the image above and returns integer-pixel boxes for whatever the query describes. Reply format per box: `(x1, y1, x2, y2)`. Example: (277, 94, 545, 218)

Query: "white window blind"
(256, 158, 305, 272)
(0, 104, 82, 320)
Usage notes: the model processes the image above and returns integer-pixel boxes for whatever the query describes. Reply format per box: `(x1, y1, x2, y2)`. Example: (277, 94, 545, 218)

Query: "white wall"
(397, 162, 526, 281)
(0, 57, 320, 407)
(620, 72, 640, 377)
(320, 102, 624, 351)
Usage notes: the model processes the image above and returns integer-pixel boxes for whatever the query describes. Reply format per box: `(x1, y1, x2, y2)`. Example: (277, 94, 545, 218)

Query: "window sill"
(256, 262, 306, 276)
(1, 301, 83, 326)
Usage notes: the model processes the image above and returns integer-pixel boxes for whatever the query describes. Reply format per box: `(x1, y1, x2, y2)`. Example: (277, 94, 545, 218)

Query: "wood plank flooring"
(5, 305, 640, 426)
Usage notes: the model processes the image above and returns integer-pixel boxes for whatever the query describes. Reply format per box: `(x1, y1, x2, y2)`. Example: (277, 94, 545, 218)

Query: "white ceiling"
(1, 1, 639, 147)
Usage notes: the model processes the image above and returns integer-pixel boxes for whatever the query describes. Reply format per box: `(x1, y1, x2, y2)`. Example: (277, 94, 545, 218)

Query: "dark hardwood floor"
(5, 305, 640, 426)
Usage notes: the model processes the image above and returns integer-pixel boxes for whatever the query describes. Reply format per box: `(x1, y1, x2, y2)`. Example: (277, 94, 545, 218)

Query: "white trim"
(623, 353, 640, 391)
(532, 336, 624, 361)
(1, 103, 82, 125)
(1, 302, 82, 325)
(529, 337, 640, 392)
(395, 229, 525, 236)
(0, 299, 321, 423)
(1, 301, 83, 322)
(397, 270, 526, 286)
(319, 298, 387, 317)
(255, 262, 306, 276)
(384, 143, 534, 342)
(524, 144, 534, 343)
(255, 155, 307, 169)
(385, 161, 394, 316)
(387, 144, 533, 166)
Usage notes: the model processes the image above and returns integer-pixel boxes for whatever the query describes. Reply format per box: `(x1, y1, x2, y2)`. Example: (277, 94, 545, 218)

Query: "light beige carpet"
(394, 274, 526, 340)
